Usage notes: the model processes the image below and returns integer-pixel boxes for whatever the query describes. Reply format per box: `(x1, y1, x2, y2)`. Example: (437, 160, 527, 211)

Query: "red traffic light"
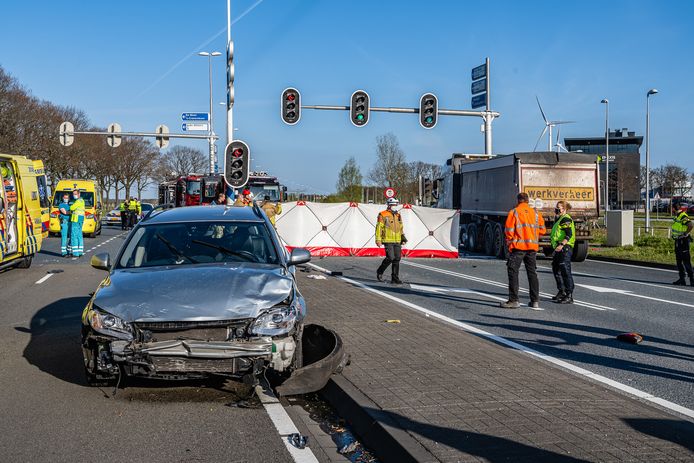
(232, 148, 243, 158)
(286, 94, 296, 102)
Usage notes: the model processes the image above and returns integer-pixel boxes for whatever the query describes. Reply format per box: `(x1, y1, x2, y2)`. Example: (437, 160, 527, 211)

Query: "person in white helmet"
(375, 197, 407, 284)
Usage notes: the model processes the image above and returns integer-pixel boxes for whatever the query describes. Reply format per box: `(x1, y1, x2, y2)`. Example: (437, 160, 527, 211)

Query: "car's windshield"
(117, 221, 279, 268)
(52, 190, 94, 207)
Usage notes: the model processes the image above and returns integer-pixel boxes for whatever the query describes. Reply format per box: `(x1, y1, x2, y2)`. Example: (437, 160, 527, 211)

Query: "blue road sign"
(471, 93, 487, 109)
(471, 79, 487, 95)
(181, 112, 209, 121)
(471, 63, 487, 81)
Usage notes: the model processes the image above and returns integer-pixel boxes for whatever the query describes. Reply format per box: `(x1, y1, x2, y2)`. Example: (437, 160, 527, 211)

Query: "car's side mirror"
(288, 248, 311, 266)
(91, 253, 111, 271)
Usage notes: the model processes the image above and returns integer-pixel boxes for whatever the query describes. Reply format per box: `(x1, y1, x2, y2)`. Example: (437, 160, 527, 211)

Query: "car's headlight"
(86, 307, 133, 339)
(250, 300, 301, 337)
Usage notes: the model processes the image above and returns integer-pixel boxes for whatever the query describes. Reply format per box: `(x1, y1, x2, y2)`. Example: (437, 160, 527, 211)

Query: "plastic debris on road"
(289, 433, 309, 449)
(307, 274, 327, 280)
(384, 319, 401, 324)
(617, 332, 644, 344)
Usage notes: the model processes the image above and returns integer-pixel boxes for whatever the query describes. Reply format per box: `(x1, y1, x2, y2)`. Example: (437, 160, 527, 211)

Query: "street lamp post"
(601, 99, 609, 211)
(645, 88, 658, 231)
(198, 51, 222, 174)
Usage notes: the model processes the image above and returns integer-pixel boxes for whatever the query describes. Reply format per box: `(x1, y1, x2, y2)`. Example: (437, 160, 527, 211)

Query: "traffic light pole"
(59, 126, 217, 145)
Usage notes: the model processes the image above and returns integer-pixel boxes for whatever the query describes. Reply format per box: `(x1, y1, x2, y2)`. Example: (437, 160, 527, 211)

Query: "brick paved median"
(298, 269, 694, 462)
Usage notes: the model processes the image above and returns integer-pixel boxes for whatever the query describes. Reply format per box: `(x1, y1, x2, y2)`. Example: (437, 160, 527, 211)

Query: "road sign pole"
(485, 57, 491, 111)
(483, 112, 493, 156)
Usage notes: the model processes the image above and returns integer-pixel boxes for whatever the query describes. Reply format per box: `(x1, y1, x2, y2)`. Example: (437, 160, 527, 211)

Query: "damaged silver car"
(81, 205, 346, 394)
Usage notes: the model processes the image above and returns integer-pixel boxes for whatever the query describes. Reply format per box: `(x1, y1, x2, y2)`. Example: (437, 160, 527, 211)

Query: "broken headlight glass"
(249, 300, 300, 336)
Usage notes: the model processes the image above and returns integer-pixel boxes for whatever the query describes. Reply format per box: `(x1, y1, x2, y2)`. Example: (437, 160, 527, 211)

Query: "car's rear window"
(118, 221, 279, 268)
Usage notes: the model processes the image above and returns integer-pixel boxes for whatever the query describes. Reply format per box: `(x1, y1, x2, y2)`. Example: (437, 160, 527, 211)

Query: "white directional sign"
(59, 121, 74, 147)
(182, 122, 209, 132)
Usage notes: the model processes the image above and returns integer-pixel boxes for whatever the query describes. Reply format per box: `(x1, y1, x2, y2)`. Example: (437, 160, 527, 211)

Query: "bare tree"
(154, 146, 207, 182)
(336, 157, 363, 202)
(368, 133, 409, 194)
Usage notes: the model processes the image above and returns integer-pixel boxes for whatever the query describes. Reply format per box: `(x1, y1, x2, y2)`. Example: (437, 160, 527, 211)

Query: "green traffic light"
(425, 116, 433, 123)
(356, 114, 364, 121)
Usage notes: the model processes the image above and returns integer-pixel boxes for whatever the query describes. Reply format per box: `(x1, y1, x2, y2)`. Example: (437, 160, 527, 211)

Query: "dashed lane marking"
(307, 262, 694, 421)
(586, 258, 678, 273)
(34, 274, 54, 284)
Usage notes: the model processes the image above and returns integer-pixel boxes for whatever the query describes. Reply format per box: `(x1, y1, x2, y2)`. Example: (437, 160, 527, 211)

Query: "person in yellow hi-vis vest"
(671, 202, 693, 286)
(261, 195, 282, 227)
(69, 189, 86, 257)
(375, 197, 407, 284)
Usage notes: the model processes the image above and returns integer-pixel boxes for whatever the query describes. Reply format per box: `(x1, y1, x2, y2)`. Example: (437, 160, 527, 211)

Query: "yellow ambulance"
(49, 179, 103, 237)
(0, 154, 46, 270)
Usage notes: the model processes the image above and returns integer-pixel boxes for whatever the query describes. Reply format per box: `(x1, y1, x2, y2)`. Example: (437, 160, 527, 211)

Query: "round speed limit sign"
(384, 187, 397, 199)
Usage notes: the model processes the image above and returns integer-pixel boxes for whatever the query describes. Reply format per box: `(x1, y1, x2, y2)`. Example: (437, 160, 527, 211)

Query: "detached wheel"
(17, 255, 33, 269)
(572, 241, 589, 262)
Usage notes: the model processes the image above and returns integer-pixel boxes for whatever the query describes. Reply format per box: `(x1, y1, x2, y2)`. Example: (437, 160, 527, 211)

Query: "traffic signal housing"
(350, 90, 370, 127)
(419, 93, 438, 129)
(281, 88, 301, 125)
(224, 140, 250, 189)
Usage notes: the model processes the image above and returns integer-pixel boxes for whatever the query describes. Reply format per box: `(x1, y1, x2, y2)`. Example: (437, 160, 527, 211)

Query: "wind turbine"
(533, 96, 574, 152)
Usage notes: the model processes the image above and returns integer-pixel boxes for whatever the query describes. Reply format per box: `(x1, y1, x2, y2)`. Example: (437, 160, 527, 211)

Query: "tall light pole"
(645, 88, 658, 231)
(198, 51, 222, 174)
(601, 99, 609, 211)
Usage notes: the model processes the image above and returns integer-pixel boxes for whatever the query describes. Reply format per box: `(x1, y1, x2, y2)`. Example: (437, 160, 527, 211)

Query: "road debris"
(616, 332, 644, 344)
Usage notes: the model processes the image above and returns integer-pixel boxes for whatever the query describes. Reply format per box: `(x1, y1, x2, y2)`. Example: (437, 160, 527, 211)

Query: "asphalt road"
(311, 253, 694, 412)
(0, 226, 296, 462)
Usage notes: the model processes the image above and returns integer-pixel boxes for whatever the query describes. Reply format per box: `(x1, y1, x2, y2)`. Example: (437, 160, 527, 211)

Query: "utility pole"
(226, 0, 234, 147)
(198, 51, 221, 174)
(645, 88, 658, 231)
(601, 99, 609, 211)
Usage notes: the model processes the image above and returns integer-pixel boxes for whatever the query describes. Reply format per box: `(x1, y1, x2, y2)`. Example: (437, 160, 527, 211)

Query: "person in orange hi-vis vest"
(500, 192, 546, 309)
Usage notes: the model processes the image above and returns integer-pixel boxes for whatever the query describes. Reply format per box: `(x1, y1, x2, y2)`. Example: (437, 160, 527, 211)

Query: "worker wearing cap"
(375, 197, 407, 284)
(672, 203, 693, 286)
(69, 189, 85, 257)
(501, 192, 546, 309)
(234, 189, 253, 207)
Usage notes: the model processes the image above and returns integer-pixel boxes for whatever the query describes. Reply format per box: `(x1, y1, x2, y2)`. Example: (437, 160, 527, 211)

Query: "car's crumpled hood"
(93, 264, 293, 322)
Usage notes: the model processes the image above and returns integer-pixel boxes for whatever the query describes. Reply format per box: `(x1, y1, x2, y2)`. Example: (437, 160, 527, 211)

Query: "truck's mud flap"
(275, 324, 349, 396)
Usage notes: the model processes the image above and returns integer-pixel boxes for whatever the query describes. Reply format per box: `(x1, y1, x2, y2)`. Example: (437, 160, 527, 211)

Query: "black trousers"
(675, 237, 693, 279)
(120, 211, 127, 229)
(377, 243, 401, 278)
(552, 245, 574, 293)
(128, 211, 137, 228)
(507, 250, 539, 303)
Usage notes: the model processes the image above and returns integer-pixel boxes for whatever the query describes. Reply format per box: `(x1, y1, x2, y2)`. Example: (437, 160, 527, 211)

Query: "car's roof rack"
(142, 203, 175, 222)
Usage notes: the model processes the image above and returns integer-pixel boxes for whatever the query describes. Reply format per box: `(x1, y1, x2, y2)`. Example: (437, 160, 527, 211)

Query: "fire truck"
(158, 172, 286, 207)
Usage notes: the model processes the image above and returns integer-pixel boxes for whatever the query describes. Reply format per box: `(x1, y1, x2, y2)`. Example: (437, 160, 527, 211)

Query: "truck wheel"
(459, 224, 468, 249)
(483, 224, 495, 256)
(493, 223, 506, 259)
(467, 224, 477, 251)
(17, 255, 33, 269)
(572, 241, 589, 262)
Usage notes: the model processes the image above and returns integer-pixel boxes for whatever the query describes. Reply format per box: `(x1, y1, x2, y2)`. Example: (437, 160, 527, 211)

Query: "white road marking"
(410, 283, 546, 311)
(34, 274, 54, 284)
(307, 262, 694, 420)
(404, 260, 615, 311)
(577, 283, 694, 309)
(255, 384, 319, 463)
(538, 265, 694, 294)
(587, 258, 678, 273)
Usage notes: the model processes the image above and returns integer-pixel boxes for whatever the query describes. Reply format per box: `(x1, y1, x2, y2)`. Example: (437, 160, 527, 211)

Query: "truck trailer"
(436, 152, 599, 262)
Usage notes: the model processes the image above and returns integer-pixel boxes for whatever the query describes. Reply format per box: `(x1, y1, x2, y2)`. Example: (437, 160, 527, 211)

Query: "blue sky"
(2, 0, 692, 194)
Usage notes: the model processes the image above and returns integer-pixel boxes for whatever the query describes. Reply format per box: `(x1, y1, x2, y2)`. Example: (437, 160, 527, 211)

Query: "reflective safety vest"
(119, 202, 126, 212)
(128, 201, 138, 211)
(672, 211, 691, 239)
(375, 209, 403, 244)
(69, 198, 85, 223)
(504, 202, 546, 252)
(262, 202, 282, 226)
(550, 213, 576, 248)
